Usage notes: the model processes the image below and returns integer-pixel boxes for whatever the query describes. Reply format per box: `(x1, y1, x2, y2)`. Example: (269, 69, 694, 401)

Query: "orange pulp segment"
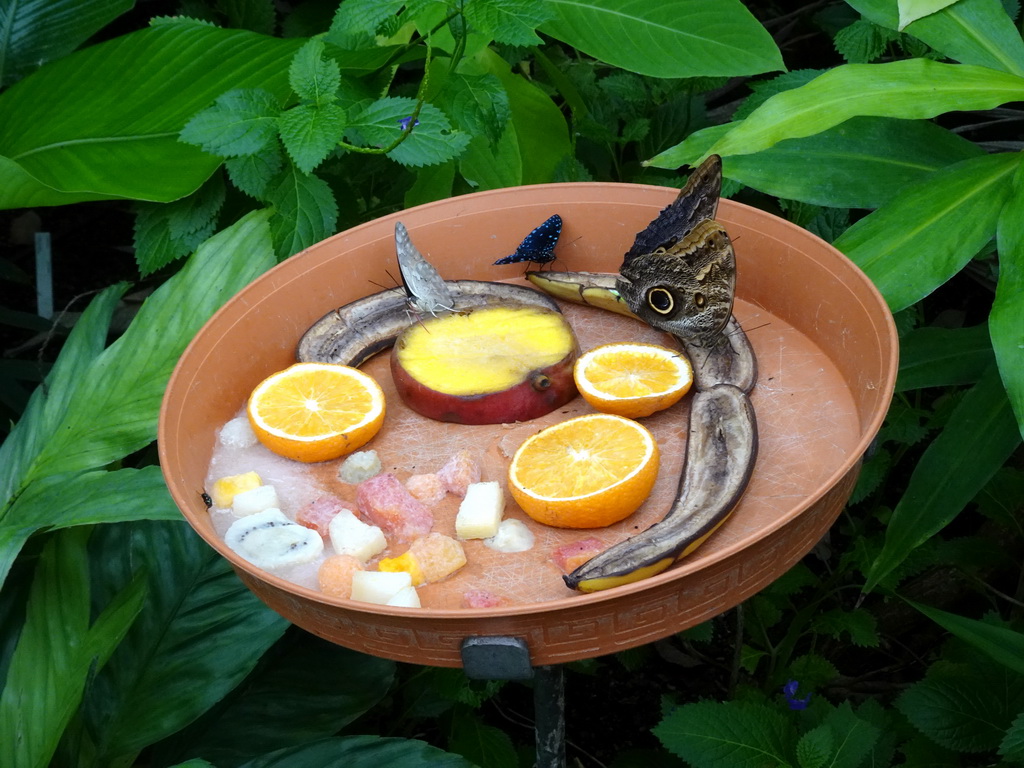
(574, 342, 693, 418)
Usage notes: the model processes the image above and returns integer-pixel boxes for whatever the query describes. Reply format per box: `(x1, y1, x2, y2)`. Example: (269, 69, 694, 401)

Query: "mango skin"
(390, 304, 579, 425)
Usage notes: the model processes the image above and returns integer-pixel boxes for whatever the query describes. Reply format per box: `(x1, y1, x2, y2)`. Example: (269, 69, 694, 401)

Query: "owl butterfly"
(616, 155, 735, 349)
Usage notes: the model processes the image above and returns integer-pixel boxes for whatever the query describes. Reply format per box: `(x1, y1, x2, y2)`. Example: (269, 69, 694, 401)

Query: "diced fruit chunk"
(409, 533, 467, 583)
(455, 481, 505, 539)
(437, 450, 481, 497)
(386, 586, 421, 608)
(405, 473, 447, 505)
(318, 555, 364, 598)
(328, 509, 387, 563)
(378, 552, 425, 586)
(350, 570, 413, 605)
(211, 471, 262, 509)
(224, 508, 324, 569)
(484, 518, 535, 553)
(338, 450, 382, 484)
(463, 589, 503, 609)
(231, 484, 279, 517)
(356, 473, 433, 538)
(552, 537, 606, 573)
(297, 495, 350, 538)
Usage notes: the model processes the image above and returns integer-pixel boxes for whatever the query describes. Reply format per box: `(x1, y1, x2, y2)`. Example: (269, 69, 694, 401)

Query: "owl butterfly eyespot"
(615, 155, 736, 348)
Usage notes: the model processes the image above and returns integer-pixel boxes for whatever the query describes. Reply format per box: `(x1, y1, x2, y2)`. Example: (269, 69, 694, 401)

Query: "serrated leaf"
(899, 0, 961, 28)
(849, 0, 1024, 75)
(789, 655, 840, 690)
(541, 0, 784, 78)
(653, 701, 797, 768)
(835, 152, 1018, 312)
(328, 0, 404, 39)
(993, 161, 1024, 438)
(897, 324, 996, 391)
(225, 144, 284, 198)
(442, 72, 510, 145)
(179, 88, 282, 158)
(345, 97, 470, 167)
(0, 0, 133, 89)
(448, 707, 518, 768)
(278, 103, 347, 174)
(811, 608, 879, 647)
(0, 25, 303, 207)
(821, 702, 881, 768)
(834, 19, 897, 63)
(265, 164, 338, 258)
(896, 661, 1024, 752)
(797, 725, 834, 768)
(289, 39, 342, 106)
(1000, 709, 1024, 762)
(865, 366, 1022, 592)
(135, 174, 227, 274)
(464, 0, 553, 47)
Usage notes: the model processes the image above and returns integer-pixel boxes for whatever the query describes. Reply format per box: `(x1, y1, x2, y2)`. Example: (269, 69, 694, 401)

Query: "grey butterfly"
(395, 221, 454, 316)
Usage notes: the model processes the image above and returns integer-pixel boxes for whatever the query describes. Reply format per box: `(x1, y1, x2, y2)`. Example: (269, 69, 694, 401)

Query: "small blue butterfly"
(494, 214, 562, 266)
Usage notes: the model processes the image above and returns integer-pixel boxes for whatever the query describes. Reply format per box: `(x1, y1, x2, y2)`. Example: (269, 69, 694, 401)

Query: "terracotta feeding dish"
(158, 183, 897, 668)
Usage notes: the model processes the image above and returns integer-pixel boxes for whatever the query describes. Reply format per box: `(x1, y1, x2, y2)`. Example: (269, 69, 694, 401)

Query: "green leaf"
(345, 97, 471, 167)
(697, 60, 1024, 161)
(180, 89, 282, 158)
(797, 726, 833, 768)
(155, 635, 394, 767)
(820, 702, 881, 768)
(265, 164, 338, 258)
(993, 161, 1024, 438)
(833, 19, 897, 63)
(865, 365, 1023, 592)
(278, 103, 347, 174)
(448, 707, 518, 768)
(896, 660, 1024, 752)
(653, 701, 797, 768)
(897, 324, 996, 391)
(0, 527, 146, 768)
(237, 735, 480, 767)
(464, 0, 554, 47)
(134, 174, 227, 274)
(541, 0, 784, 78)
(788, 655, 840, 690)
(22, 211, 274, 483)
(441, 72, 510, 145)
(0, 25, 303, 208)
(1001, 710, 1024, 763)
(811, 608, 880, 647)
(0, 0, 132, 88)
(405, 161, 456, 207)
(906, 600, 1024, 677)
(289, 39, 342, 106)
(0, 466, 180, 590)
(899, 0, 961, 28)
(849, 0, 1024, 76)
(226, 144, 284, 199)
(459, 126, 523, 190)
(83, 520, 289, 765)
(834, 152, 1019, 312)
(328, 0, 404, 41)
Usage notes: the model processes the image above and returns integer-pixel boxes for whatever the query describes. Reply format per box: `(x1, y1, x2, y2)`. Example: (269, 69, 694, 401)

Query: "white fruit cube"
(231, 484, 279, 517)
(385, 586, 422, 608)
(350, 570, 413, 605)
(485, 518, 535, 553)
(329, 510, 387, 563)
(455, 481, 505, 539)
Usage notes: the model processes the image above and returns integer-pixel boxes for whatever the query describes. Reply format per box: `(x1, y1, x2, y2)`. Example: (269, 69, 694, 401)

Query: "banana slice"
(225, 508, 324, 570)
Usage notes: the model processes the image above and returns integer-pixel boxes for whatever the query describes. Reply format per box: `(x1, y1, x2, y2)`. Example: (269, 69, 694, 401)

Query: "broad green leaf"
(441, 72, 510, 145)
(345, 97, 471, 168)
(154, 635, 394, 767)
(265, 164, 338, 258)
(864, 365, 1023, 592)
(405, 161, 456, 207)
(238, 735, 481, 767)
(0, 25, 303, 208)
(464, 0, 554, 47)
(905, 600, 1024, 676)
(0, 284, 125, 507)
(23, 210, 275, 483)
(993, 161, 1024, 438)
(226, 145, 285, 199)
(448, 707, 517, 768)
(653, 701, 797, 768)
(278, 103, 347, 173)
(821, 703, 881, 768)
(711, 117, 982, 208)
(849, 0, 1024, 76)
(1001, 710, 1024, 763)
(540, 0, 784, 78)
(0, 528, 145, 768)
(0, 466, 179, 590)
(834, 19, 898, 63)
(896, 660, 1024, 752)
(135, 174, 227, 274)
(179, 89, 282, 158)
(796, 726, 833, 768)
(834, 152, 1019, 312)
(699, 60, 1024, 161)
(460, 126, 523, 190)
(0, 0, 132, 88)
(897, 324, 996, 391)
(83, 521, 289, 765)
(898, 0, 960, 28)
(289, 39, 341, 106)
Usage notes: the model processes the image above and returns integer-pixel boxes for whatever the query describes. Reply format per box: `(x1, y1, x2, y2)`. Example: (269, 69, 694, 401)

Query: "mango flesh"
(391, 304, 578, 424)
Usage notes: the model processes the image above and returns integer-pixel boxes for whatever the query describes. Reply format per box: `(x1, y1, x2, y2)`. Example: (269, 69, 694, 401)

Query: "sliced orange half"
(247, 362, 385, 463)
(574, 342, 693, 418)
(508, 413, 659, 529)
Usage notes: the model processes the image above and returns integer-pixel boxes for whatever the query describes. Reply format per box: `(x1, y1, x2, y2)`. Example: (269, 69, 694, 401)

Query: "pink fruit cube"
(318, 555, 364, 598)
(409, 533, 467, 583)
(356, 473, 433, 538)
(297, 495, 352, 538)
(405, 473, 447, 505)
(437, 450, 481, 497)
(463, 589, 503, 609)
(552, 537, 605, 573)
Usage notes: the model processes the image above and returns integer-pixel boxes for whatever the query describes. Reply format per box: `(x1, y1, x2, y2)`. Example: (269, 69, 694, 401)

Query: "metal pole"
(533, 664, 565, 768)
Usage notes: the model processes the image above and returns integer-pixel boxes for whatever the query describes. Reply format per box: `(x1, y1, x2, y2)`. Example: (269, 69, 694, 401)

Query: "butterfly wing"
(395, 222, 454, 316)
(622, 155, 722, 266)
(494, 214, 562, 265)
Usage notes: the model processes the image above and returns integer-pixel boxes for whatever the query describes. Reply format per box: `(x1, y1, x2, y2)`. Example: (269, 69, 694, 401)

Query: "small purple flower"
(782, 680, 812, 710)
(398, 116, 420, 131)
